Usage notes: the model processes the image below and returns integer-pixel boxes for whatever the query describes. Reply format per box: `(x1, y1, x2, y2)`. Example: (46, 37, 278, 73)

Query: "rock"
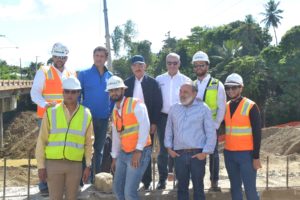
(94, 172, 113, 193)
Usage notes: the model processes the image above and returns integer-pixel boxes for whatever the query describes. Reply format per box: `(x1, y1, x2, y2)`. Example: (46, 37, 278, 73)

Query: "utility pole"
(103, 0, 112, 71)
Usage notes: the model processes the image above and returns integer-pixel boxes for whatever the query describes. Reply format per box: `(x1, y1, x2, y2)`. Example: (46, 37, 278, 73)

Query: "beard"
(111, 94, 123, 102)
(180, 96, 194, 106)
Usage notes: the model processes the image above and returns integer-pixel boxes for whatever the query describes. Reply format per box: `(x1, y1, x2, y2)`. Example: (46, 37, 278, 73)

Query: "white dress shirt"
(111, 97, 150, 158)
(196, 74, 226, 130)
(156, 71, 191, 114)
(30, 66, 74, 108)
(133, 76, 145, 102)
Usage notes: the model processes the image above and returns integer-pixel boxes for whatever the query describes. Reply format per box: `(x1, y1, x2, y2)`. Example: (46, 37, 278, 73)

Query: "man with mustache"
(124, 55, 162, 190)
(108, 75, 152, 200)
(164, 81, 216, 200)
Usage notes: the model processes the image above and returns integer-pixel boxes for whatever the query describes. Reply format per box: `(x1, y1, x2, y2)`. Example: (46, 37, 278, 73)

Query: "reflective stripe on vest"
(45, 103, 91, 161)
(37, 66, 75, 118)
(194, 78, 219, 119)
(224, 97, 254, 151)
(113, 97, 151, 153)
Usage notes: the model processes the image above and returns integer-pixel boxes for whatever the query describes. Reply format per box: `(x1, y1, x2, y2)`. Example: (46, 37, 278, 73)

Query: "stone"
(94, 172, 113, 193)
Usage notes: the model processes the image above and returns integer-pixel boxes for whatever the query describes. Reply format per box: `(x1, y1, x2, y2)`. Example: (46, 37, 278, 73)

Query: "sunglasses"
(225, 86, 241, 91)
(193, 64, 207, 68)
(53, 56, 67, 60)
(167, 61, 179, 66)
(64, 90, 79, 94)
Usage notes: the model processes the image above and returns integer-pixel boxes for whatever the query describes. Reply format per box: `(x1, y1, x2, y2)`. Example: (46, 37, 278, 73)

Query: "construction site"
(0, 109, 300, 199)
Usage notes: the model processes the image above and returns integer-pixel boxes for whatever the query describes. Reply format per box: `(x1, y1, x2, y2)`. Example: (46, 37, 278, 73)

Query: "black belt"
(175, 148, 202, 153)
(161, 112, 168, 117)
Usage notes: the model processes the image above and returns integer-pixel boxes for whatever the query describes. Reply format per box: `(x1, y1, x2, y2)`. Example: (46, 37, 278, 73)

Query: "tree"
(261, 0, 283, 45)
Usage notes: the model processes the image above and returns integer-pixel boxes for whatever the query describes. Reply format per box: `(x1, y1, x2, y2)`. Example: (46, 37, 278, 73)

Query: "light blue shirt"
(164, 99, 216, 154)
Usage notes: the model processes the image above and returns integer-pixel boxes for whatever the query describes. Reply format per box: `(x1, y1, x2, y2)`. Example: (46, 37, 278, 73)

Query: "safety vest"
(194, 77, 219, 119)
(224, 97, 254, 151)
(45, 103, 92, 161)
(113, 97, 151, 153)
(37, 66, 75, 118)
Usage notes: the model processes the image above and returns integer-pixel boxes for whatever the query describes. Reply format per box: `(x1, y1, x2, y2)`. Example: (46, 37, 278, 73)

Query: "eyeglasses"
(225, 86, 241, 91)
(64, 90, 79, 94)
(167, 61, 179, 66)
(53, 56, 67, 60)
(193, 64, 207, 68)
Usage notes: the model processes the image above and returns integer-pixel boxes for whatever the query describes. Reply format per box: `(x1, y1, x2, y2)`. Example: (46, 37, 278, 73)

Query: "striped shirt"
(164, 99, 216, 153)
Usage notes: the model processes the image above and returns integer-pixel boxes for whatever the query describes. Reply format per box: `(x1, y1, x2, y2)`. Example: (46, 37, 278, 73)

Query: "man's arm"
(249, 104, 262, 159)
(202, 105, 217, 154)
(31, 69, 47, 108)
(134, 102, 150, 150)
(84, 120, 94, 167)
(215, 81, 226, 129)
(151, 79, 163, 125)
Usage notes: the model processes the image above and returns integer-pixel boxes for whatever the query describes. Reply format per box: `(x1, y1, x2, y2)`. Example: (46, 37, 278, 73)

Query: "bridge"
(0, 80, 33, 148)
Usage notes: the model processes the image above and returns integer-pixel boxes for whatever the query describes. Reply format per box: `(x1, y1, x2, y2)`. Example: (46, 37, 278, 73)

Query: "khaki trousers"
(46, 160, 82, 200)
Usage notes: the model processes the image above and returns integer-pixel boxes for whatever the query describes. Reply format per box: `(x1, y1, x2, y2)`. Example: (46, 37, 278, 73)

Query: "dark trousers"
(175, 149, 206, 200)
(156, 113, 169, 182)
(209, 139, 219, 182)
(141, 133, 154, 186)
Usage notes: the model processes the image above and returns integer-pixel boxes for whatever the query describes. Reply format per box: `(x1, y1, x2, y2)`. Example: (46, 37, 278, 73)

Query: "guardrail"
(0, 80, 33, 89)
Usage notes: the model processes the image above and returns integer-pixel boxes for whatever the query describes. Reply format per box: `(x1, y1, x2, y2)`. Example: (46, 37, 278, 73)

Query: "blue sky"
(0, 0, 299, 70)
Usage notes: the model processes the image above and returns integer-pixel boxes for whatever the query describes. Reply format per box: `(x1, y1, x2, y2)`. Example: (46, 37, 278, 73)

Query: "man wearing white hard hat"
(35, 76, 94, 199)
(107, 75, 152, 200)
(192, 50, 226, 191)
(223, 73, 262, 200)
(30, 42, 76, 194)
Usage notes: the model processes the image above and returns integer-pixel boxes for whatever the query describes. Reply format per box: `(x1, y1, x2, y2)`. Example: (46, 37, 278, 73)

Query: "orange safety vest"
(224, 97, 254, 151)
(37, 66, 75, 118)
(113, 97, 151, 153)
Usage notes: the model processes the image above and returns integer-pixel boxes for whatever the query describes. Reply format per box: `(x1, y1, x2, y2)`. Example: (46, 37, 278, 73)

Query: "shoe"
(167, 173, 174, 182)
(39, 188, 49, 197)
(208, 181, 221, 192)
(138, 184, 152, 191)
(156, 181, 166, 190)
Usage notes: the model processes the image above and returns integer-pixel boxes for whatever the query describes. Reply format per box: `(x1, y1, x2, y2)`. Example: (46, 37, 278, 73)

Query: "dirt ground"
(0, 111, 300, 189)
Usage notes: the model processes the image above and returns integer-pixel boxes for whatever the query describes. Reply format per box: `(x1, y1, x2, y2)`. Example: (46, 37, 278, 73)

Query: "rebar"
(3, 158, 6, 200)
(286, 156, 289, 188)
(27, 151, 31, 199)
(266, 156, 269, 190)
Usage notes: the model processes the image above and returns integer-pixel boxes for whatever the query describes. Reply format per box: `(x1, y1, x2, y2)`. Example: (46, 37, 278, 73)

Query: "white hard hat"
(51, 42, 69, 57)
(224, 73, 244, 86)
(62, 76, 81, 90)
(106, 76, 128, 92)
(192, 51, 210, 64)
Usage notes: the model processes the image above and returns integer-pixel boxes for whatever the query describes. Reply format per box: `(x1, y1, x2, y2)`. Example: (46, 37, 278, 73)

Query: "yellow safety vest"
(194, 77, 219, 119)
(45, 103, 92, 161)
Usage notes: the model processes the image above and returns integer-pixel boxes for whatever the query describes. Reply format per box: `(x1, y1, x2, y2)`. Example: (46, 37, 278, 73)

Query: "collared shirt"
(156, 71, 191, 114)
(30, 66, 75, 108)
(196, 74, 226, 129)
(111, 97, 150, 158)
(164, 99, 216, 153)
(78, 65, 113, 119)
(133, 76, 145, 102)
(35, 103, 94, 169)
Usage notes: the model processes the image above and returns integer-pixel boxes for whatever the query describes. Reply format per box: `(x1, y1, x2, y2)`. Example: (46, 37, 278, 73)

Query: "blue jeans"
(113, 147, 152, 200)
(92, 118, 109, 174)
(209, 139, 219, 182)
(175, 149, 206, 200)
(224, 150, 259, 200)
(156, 113, 169, 182)
(37, 118, 48, 192)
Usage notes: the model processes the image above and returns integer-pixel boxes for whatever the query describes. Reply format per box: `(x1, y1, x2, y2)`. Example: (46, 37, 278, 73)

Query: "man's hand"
(131, 150, 142, 168)
(167, 148, 180, 158)
(253, 159, 262, 170)
(111, 158, 116, 174)
(192, 153, 207, 160)
(150, 124, 157, 135)
(82, 167, 91, 184)
(38, 168, 47, 182)
(45, 101, 57, 108)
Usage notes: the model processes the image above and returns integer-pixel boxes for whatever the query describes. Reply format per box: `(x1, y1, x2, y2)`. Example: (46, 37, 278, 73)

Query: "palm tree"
(261, 0, 283, 45)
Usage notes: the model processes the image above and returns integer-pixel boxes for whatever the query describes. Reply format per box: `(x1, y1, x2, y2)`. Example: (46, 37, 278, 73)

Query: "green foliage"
(279, 26, 300, 54)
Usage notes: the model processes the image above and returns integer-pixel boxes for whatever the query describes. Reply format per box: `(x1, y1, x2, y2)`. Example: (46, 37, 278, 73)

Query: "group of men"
(32, 42, 262, 200)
